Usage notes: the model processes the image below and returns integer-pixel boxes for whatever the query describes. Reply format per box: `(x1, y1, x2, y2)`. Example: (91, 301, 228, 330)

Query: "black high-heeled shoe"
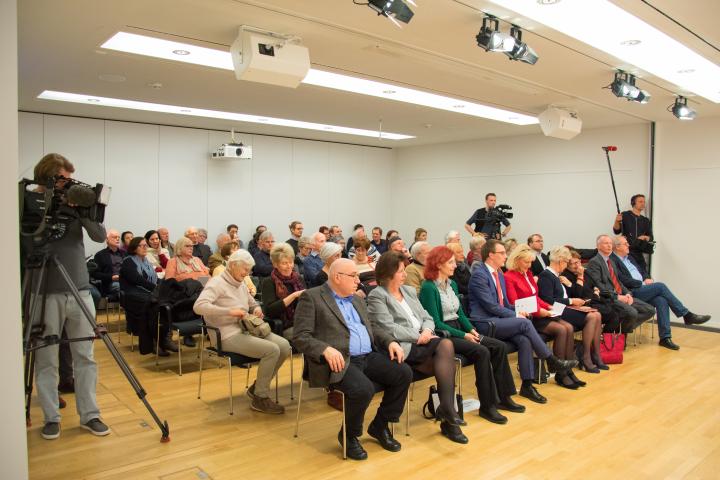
(578, 359, 600, 374)
(435, 405, 463, 427)
(591, 352, 610, 370)
(554, 372, 579, 390)
(440, 421, 468, 444)
(567, 370, 587, 387)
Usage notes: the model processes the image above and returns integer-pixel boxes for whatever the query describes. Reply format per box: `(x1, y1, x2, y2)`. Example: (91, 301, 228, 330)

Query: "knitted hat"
(319, 242, 343, 262)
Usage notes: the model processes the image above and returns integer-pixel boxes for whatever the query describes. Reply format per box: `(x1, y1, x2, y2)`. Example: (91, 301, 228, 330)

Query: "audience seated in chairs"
(419, 246, 524, 425)
(119, 237, 164, 355)
(293, 258, 413, 460)
(212, 241, 257, 297)
(504, 244, 585, 389)
(584, 235, 655, 334)
(252, 230, 275, 277)
(120, 231, 134, 253)
(466, 235, 486, 269)
(157, 227, 174, 257)
(329, 235, 347, 258)
(295, 236, 313, 275)
(467, 240, 578, 404)
(347, 227, 380, 262)
(308, 242, 343, 288)
(370, 226, 388, 254)
(302, 232, 326, 287)
(165, 236, 210, 283)
(368, 251, 468, 444)
(194, 249, 290, 414)
(445, 230, 461, 245)
(260, 242, 307, 340)
(247, 225, 266, 256)
(226, 223, 243, 247)
(92, 229, 125, 296)
(537, 246, 606, 373)
(386, 236, 411, 266)
(404, 241, 430, 294)
(144, 230, 169, 278)
(611, 235, 710, 350)
(185, 226, 212, 266)
(351, 237, 378, 292)
(286, 221, 304, 255)
(208, 233, 232, 275)
(528, 234, 549, 277)
(447, 242, 470, 295)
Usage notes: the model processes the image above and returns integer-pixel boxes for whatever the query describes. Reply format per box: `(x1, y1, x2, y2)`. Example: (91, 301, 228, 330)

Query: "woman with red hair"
(419, 246, 525, 424)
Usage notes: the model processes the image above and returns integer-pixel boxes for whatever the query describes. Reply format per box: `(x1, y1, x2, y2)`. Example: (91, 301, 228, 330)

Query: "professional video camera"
(19, 176, 111, 247)
(486, 203, 513, 226)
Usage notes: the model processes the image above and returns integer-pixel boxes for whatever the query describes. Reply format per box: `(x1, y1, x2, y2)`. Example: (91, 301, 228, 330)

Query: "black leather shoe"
(338, 430, 368, 460)
(659, 337, 680, 350)
(435, 405, 463, 427)
(554, 372, 579, 390)
(497, 397, 526, 413)
(591, 352, 610, 370)
(684, 312, 711, 326)
(367, 421, 401, 452)
(183, 336, 196, 348)
(440, 421, 469, 444)
(546, 355, 579, 374)
(479, 406, 508, 424)
(567, 370, 587, 387)
(519, 384, 547, 404)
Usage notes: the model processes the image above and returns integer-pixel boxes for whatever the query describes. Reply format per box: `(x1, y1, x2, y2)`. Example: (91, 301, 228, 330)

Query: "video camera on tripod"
(19, 175, 111, 248)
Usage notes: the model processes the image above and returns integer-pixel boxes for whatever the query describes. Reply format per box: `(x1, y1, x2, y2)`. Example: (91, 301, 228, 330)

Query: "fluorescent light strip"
(101, 32, 538, 125)
(37, 90, 413, 140)
(489, 0, 720, 103)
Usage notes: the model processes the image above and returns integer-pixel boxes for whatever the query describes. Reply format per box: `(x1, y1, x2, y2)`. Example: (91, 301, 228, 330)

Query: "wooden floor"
(26, 319, 720, 480)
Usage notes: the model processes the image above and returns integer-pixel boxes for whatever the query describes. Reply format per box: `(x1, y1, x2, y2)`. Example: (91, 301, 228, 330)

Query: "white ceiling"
(17, 0, 720, 147)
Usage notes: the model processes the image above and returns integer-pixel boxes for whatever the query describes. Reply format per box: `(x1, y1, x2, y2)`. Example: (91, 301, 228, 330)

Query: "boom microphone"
(602, 146, 618, 152)
(66, 185, 97, 208)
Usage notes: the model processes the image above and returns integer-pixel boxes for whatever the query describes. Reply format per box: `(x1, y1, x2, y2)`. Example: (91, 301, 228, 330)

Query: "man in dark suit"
(611, 235, 710, 350)
(467, 240, 577, 404)
(293, 259, 412, 460)
(91, 229, 126, 296)
(584, 235, 655, 334)
(528, 234, 550, 277)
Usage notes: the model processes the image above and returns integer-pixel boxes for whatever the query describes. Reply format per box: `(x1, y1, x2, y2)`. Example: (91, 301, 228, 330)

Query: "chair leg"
(228, 357, 234, 415)
(246, 365, 251, 389)
(275, 373, 279, 403)
(289, 352, 294, 400)
(405, 393, 410, 436)
(155, 321, 160, 368)
(340, 391, 346, 460)
(130, 333, 135, 352)
(293, 375, 304, 437)
(410, 381, 415, 401)
(197, 335, 204, 399)
(455, 358, 462, 395)
(178, 332, 182, 376)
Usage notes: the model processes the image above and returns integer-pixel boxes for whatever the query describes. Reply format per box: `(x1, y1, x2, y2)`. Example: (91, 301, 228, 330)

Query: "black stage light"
(367, 0, 415, 25)
(505, 26, 539, 65)
(609, 71, 650, 103)
(476, 15, 515, 52)
(670, 96, 696, 120)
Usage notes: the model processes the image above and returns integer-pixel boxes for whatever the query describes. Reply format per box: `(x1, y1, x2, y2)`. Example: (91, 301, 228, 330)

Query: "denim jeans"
(632, 282, 688, 339)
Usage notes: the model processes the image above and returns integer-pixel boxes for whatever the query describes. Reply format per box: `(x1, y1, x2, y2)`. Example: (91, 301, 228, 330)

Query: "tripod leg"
(49, 256, 171, 442)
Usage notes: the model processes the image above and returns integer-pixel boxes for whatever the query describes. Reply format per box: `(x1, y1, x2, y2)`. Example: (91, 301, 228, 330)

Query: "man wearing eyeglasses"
(610, 235, 710, 350)
(293, 259, 412, 460)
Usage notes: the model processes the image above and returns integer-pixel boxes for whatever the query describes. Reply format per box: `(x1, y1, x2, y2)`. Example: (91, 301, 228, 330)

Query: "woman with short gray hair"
(261, 243, 306, 339)
(194, 249, 290, 414)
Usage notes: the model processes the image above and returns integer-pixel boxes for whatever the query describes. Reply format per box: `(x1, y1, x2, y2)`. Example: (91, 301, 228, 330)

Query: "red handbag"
(600, 333, 625, 364)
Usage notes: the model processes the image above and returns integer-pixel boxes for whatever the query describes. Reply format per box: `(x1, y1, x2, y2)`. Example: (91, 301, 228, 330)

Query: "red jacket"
(504, 270, 551, 318)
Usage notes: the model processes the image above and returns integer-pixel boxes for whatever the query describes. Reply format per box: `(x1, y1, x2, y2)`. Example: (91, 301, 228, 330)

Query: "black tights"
(413, 338, 456, 413)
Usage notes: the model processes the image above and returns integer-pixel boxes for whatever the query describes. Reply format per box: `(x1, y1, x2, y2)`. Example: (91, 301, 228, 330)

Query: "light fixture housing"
(367, 0, 415, 25)
(476, 16, 515, 53)
(609, 71, 650, 103)
(505, 26, 539, 65)
(670, 96, 696, 120)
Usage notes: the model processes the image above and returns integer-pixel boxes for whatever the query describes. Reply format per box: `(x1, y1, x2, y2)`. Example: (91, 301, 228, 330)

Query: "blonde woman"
(164, 236, 209, 282)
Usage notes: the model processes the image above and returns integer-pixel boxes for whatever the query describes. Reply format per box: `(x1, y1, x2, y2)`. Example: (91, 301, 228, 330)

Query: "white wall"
(19, 113, 395, 253)
(2, 0, 29, 478)
(393, 124, 651, 249)
(654, 116, 720, 327)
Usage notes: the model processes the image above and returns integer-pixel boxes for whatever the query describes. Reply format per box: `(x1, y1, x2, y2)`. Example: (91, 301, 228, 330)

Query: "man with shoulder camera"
(464, 193, 512, 240)
(25, 153, 110, 440)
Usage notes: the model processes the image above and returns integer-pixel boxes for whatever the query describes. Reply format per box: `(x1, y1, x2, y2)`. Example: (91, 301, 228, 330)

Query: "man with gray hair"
(302, 232, 326, 285)
(186, 226, 212, 266)
(468, 235, 486, 271)
(293, 259, 412, 460)
(252, 230, 275, 277)
(404, 241, 431, 293)
(445, 230, 461, 244)
(208, 233, 232, 274)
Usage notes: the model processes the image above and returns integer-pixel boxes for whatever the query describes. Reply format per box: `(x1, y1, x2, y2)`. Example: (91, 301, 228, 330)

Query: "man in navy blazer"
(611, 236, 710, 350)
(468, 239, 577, 404)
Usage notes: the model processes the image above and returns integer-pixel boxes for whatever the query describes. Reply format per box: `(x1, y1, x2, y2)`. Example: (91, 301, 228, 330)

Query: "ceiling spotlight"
(505, 26, 539, 65)
(366, 0, 415, 25)
(669, 96, 696, 120)
(608, 71, 650, 103)
(476, 15, 515, 53)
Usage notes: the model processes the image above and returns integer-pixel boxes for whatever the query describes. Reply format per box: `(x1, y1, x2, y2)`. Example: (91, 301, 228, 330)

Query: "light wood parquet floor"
(26, 318, 720, 480)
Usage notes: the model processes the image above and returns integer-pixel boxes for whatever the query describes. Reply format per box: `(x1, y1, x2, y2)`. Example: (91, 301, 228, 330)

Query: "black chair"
(156, 302, 203, 375)
(197, 322, 279, 415)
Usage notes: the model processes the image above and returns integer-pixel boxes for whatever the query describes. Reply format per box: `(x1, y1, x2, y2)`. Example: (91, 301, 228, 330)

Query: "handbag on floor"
(599, 332, 625, 364)
(422, 385, 464, 421)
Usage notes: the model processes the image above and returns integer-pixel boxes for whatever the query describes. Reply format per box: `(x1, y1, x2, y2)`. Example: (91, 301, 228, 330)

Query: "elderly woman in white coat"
(367, 251, 468, 444)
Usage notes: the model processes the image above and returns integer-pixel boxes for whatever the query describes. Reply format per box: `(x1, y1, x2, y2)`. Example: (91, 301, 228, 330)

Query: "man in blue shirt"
(293, 259, 412, 460)
(611, 236, 710, 350)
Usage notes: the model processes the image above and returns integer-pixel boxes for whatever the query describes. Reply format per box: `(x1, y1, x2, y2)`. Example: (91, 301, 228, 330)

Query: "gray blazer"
(293, 284, 394, 388)
(585, 253, 630, 299)
(367, 285, 435, 359)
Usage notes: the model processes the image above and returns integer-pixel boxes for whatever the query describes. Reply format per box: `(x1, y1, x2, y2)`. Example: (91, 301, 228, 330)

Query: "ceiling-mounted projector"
(230, 27, 310, 88)
(212, 143, 252, 159)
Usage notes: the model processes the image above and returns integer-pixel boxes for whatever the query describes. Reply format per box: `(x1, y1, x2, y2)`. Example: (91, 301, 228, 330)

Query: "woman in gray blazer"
(368, 252, 468, 444)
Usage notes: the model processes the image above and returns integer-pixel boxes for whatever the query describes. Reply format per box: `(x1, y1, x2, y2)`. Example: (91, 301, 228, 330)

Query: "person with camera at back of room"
(24, 153, 110, 440)
(612, 194, 653, 273)
(464, 192, 512, 240)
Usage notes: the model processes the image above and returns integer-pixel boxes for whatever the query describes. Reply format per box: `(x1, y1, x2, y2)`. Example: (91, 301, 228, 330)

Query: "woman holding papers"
(537, 246, 605, 373)
(504, 244, 584, 389)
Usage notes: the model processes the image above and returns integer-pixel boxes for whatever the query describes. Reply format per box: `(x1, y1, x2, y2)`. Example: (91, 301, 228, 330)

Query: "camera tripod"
(22, 250, 170, 442)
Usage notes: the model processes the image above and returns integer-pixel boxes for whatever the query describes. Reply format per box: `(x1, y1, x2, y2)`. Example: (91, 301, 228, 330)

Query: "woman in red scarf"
(261, 242, 306, 339)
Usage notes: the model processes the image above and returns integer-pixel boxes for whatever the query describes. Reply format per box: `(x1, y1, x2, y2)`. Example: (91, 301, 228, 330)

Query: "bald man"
(293, 259, 412, 460)
(91, 229, 126, 296)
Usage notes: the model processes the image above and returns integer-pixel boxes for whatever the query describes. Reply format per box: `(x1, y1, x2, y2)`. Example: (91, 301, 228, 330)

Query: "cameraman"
(612, 194, 653, 273)
(464, 192, 512, 240)
(26, 153, 109, 440)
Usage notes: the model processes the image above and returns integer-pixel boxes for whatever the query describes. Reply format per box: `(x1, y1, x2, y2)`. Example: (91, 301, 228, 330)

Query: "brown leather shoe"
(327, 391, 344, 411)
(250, 396, 285, 414)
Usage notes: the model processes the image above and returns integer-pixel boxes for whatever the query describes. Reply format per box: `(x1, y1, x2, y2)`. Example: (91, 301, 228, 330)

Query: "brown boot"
(250, 396, 285, 415)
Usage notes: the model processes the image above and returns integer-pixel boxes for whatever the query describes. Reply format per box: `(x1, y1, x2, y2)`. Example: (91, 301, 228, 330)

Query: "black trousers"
(332, 352, 412, 438)
(450, 336, 516, 408)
